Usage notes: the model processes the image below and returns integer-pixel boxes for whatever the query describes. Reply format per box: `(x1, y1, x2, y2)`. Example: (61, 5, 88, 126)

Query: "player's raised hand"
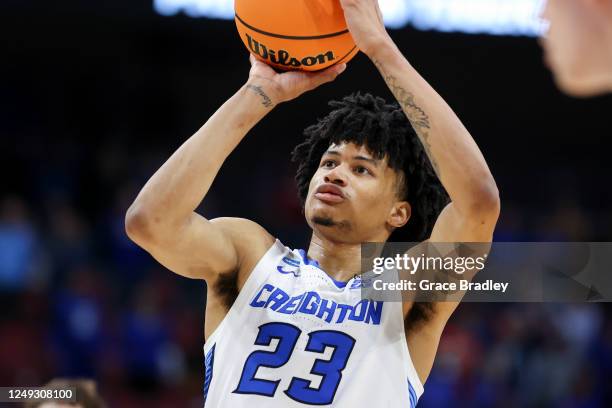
(339, 0, 392, 58)
(247, 54, 346, 105)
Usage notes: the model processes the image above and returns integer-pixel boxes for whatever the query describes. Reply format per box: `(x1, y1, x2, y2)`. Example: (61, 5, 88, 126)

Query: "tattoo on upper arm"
(372, 59, 441, 178)
(246, 84, 274, 108)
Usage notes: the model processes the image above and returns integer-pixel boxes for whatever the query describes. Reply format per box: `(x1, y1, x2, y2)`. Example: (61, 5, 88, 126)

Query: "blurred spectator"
(0, 196, 46, 290)
(50, 264, 107, 377)
(45, 199, 93, 282)
(23, 378, 106, 408)
(121, 279, 186, 391)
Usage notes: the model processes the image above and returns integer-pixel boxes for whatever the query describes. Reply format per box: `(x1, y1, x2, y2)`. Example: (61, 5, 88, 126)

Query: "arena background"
(2, 1, 612, 406)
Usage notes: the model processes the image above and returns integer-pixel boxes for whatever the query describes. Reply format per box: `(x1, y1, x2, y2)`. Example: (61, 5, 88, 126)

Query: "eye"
(354, 166, 371, 175)
(321, 159, 337, 168)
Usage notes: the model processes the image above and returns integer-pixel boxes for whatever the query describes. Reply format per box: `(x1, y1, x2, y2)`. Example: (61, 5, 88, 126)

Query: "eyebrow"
(324, 150, 381, 166)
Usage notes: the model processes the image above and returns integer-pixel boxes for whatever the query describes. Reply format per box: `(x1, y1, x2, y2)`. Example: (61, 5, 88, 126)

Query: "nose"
(324, 164, 348, 186)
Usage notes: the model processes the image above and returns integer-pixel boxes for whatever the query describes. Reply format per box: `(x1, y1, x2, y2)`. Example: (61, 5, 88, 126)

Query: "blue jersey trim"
(298, 249, 320, 267)
(204, 344, 216, 404)
(408, 379, 417, 408)
(298, 249, 349, 289)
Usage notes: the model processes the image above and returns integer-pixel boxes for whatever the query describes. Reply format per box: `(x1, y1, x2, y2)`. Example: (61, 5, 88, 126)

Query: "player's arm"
(364, 28, 500, 315)
(340, 0, 499, 267)
(339, 0, 499, 237)
(339, 0, 499, 382)
(125, 56, 346, 285)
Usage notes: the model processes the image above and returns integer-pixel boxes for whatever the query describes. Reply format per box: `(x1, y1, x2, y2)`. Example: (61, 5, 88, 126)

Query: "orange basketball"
(235, 0, 358, 72)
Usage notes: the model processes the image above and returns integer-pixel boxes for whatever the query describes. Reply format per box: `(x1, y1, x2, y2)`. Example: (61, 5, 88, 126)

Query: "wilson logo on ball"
(246, 34, 335, 68)
(234, 0, 357, 71)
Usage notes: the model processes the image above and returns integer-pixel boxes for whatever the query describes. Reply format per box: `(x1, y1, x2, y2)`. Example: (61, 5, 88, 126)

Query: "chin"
(309, 209, 336, 227)
(557, 74, 606, 97)
(553, 61, 612, 97)
(305, 204, 331, 227)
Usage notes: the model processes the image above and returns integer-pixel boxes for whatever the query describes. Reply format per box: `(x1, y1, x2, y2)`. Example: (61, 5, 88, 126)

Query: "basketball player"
(540, 0, 612, 96)
(125, 0, 500, 406)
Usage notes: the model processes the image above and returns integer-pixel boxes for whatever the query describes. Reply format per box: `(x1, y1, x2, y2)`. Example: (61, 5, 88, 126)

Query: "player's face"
(304, 142, 410, 243)
(540, 0, 612, 96)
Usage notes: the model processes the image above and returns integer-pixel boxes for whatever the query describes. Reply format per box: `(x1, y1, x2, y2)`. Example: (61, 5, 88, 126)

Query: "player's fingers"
(326, 63, 347, 76)
(249, 54, 259, 66)
(309, 63, 347, 87)
(310, 63, 347, 82)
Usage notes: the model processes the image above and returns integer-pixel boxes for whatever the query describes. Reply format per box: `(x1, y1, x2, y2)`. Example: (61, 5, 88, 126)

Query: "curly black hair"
(292, 92, 449, 242)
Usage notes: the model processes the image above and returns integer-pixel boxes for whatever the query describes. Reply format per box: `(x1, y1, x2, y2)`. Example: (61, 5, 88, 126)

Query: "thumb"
(309, 63, 347, 87)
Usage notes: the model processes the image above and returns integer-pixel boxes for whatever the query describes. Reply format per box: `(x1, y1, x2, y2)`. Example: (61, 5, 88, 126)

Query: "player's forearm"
(370, 43, 498, 214)
(128, 82, 274, 229)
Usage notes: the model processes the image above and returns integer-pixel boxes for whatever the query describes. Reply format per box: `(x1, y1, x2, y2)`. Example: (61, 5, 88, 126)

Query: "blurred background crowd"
(2, 1, 612, 407)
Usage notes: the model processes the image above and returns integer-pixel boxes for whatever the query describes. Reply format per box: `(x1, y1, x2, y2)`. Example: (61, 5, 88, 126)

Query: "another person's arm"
(125, 56, 345, 287)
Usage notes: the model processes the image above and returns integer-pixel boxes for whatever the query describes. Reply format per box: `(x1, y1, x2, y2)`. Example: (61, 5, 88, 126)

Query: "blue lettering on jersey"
(266, 288, 291, 311)
(335, 304, 352, 323)
(365, 301, 384, 324)
(316, 299, 338, 323)
(249, 284, 383, 325)
(277, 294, 304, 314)
(348, 299, 368, 322)
(299, 292, 321, 315)
(250, 284, 274, 307)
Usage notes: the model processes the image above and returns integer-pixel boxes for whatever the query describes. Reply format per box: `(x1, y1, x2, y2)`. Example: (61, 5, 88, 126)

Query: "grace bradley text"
(373, 279, 509, 293)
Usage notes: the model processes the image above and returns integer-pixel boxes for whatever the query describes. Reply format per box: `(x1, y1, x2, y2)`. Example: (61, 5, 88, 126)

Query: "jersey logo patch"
(276, 265, 301, 277)
(276, 255, 302, 277)
(282, 256, 301, 267)
(349, 274, 376, 289)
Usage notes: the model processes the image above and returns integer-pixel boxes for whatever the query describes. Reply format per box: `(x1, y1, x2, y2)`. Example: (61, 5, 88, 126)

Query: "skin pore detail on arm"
(246, 84, 274, 108)
(372, 58, 441, 178)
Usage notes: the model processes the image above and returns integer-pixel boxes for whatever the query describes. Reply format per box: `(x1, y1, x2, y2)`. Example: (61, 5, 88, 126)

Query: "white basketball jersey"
(203, 239, 424, 407)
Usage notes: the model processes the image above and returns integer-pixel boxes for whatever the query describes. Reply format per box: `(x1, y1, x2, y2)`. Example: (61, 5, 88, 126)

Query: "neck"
(306, 230, 387, 282)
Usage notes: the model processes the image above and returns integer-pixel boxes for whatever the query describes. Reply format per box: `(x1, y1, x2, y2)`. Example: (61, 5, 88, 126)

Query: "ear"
(388, 201, 411, 228)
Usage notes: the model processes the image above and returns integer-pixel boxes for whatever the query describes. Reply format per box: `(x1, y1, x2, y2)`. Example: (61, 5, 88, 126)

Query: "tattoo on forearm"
(246, 84, 274, 108)
(373, 59, 441, 177)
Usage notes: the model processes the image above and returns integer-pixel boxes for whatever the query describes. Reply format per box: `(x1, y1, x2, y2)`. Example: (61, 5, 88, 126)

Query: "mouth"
(314, 184, 345, 204)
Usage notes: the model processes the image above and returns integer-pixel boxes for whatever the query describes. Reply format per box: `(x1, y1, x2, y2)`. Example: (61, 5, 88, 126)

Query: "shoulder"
(209, 217, 277, 289)
(210, 217, 274, 244)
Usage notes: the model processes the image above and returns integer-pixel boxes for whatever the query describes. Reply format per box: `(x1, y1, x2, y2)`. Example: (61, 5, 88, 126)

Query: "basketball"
(234, 0, 358, 72)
